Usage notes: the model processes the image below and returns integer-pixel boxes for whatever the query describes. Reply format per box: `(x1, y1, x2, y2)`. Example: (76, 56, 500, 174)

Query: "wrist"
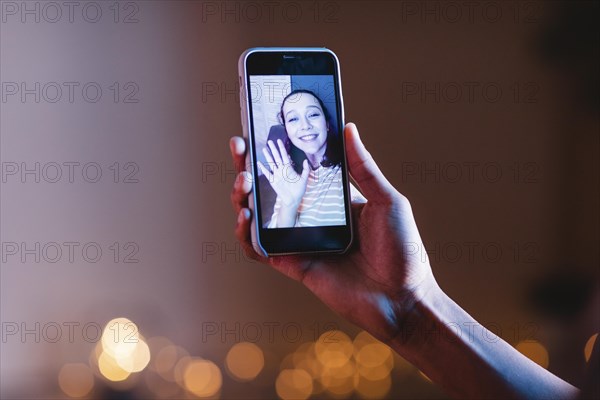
(387, 276, 447, 354)
(280, 197, 301, 209)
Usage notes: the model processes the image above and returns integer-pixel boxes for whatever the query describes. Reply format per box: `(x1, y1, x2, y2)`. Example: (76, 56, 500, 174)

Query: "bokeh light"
(225, 342, 265, 381)
(173, 355, 192, 386)
(355, 342, 394, 379)
(93, 317, 151, 383)
(315, 330, 353, 369)
(147, 337, 177, 374)
(58, 363, 94, 398)
(115, 338, 151, 373)
(516, 340, 549, 369)
(101, 317, 140, 360)
(86, 325, 404, 398)
(292, 342, 322, 380)
(318, 360, 356, 397)
(275, 369, 313, 400)
(183, 358, 222, 398)
(352, 331, 394, 397)
(353, 331, 380, 351)
(98, 351, 131, 382)
(275, 331, 400, 399)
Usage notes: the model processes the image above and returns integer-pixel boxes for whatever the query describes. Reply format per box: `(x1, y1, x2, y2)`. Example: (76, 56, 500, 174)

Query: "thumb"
(344, 123, 395, 200)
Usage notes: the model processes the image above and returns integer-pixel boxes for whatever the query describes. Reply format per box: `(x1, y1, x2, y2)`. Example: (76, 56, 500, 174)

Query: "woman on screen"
(257, 89, 346, 228)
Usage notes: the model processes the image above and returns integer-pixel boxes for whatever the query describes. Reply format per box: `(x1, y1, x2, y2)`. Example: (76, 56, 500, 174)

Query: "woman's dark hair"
(277, 89, 342, 174)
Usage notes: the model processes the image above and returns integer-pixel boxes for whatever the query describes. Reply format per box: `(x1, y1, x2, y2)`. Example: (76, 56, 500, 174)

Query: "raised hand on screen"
(257, 139, 310, 208)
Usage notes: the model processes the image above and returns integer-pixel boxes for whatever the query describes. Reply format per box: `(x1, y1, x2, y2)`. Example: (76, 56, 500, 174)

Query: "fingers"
(277, 139, 291, 164)
(229, 136, 246, 174)
(267, 140, 283, 167)
(235, 208, 265, 262)
(262, 146, 276, 168)
(230, 137, 265, 263)
(231, 171, 252, 214)
(344, 123, 396, 201)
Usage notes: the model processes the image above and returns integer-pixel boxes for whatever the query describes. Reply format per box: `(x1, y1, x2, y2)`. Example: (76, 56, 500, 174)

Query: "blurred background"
(1, 1, 598, 399)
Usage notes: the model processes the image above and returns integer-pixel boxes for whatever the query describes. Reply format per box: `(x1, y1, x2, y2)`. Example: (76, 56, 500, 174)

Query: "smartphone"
(238, 47, 353, 256)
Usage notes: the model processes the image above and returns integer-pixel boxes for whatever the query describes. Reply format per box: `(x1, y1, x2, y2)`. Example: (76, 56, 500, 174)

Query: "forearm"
(388, 283, 579, 399)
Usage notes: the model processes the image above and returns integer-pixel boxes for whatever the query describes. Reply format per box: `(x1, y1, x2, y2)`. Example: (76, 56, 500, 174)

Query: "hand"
(257, 139, 310, 208)
(230, 123, 437, 343)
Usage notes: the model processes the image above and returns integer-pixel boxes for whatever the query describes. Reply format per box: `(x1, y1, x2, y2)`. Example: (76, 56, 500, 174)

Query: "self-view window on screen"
(249, 75, 346, 229)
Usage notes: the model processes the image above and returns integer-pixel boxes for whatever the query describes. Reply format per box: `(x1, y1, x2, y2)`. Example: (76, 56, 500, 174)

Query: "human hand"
(230, 123, 437, 343)
(257, 139, 310, 208)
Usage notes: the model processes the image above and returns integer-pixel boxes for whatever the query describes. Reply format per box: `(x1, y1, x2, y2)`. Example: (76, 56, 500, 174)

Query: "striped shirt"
(268, 164, 347, 228)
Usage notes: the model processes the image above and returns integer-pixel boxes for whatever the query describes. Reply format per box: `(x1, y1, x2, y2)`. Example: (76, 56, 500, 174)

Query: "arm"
(230, 123, 579, 399)
(392, 281, 579, 399)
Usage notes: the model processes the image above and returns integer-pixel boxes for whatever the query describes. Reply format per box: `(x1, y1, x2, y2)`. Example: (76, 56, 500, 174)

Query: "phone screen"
(243, 50, 352, 254)
(248, 74, 346, 229)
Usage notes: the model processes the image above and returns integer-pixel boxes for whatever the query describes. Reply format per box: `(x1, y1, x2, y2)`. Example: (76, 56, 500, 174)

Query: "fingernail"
(238, 209, 250, 224)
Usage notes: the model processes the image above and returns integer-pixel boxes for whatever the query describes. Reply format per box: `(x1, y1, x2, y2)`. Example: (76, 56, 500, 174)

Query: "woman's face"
(282, 93, 328, 156)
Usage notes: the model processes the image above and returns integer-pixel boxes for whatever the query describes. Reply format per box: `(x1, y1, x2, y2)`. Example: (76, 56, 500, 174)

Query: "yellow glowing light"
(315, 330, 353, 368)
(225, 342, 265, 381)
(355, 342, 394, 382)
(152, 344, 178, 375)
(275, 369, 313, 400)
(89, 341, 104, 373)
(584, 333, 598, 362)
(58, 363, 94, 398)
(154, 346, 190, 383)
(318, 361, 356, 396)
(280, 352, 297, 370)
(516, 340, 549, 369)
(295, 356, 322, 379)
(353, 331, 380, 351)
(183, 358, 222, 398)
(147, 337, 175, 371)
(292, 342, 315, 362)
(98, 351, 131, 382)
(355, 343, 393, 368)
(289, 344, 324, 394)
(357, 362, 392, 380)
(116, 338, 151, 373)
(101, 317, 140, 360)
(173, 355, 192, 386)
(355, 374, 392, 399)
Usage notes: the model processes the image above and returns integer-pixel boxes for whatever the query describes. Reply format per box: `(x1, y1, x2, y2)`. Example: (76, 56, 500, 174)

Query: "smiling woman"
(257, 89, 346, 228)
